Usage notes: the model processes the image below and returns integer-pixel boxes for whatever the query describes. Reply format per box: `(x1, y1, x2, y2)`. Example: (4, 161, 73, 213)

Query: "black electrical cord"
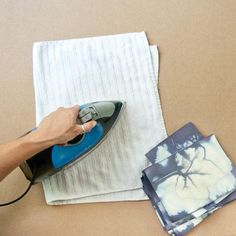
(0, 180, 33, 207)
(0, 164, 36, 207)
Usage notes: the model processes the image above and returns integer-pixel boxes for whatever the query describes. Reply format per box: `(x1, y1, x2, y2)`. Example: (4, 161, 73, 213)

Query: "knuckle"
(70, 107, 78, 115)
(57, 106, 63, 111)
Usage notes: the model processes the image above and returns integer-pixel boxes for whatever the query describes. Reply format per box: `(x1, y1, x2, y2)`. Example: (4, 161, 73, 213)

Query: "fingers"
(73, 105, 80, 109)
(57, 105, 80, 112)
(72, 105, 80, 112)
(58, 105, 80, 125)
(70, 105, 80, 121)
(75, 120, 97, 135)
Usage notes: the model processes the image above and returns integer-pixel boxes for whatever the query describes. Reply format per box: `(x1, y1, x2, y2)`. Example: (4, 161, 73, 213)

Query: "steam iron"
(20, 101, 125, 183)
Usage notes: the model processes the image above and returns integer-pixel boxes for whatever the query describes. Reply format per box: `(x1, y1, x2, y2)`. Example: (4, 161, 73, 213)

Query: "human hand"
(34, 106, 96, 145)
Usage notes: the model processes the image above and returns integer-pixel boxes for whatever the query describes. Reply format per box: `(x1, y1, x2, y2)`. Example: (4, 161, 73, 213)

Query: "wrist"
(21, 130, 55, 149)
(12, 130, 55, 163)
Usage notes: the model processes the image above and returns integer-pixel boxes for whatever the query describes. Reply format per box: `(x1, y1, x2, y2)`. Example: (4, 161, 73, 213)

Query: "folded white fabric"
(33, 32, 166, 204)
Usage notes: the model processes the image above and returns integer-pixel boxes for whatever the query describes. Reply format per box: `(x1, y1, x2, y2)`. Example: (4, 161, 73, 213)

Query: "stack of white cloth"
(32, 32, 167, 205)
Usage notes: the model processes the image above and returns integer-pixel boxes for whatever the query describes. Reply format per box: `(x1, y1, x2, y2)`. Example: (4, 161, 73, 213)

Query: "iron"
(20, 100, 125, 183)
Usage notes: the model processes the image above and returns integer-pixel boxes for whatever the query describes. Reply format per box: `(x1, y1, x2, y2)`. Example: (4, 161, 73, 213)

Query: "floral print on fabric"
(142, 124, 236, 236)
(153, 136, 236, 220)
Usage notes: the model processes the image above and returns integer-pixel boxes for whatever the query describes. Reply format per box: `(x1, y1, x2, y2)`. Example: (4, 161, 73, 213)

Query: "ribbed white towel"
(33, 32, 166, 205)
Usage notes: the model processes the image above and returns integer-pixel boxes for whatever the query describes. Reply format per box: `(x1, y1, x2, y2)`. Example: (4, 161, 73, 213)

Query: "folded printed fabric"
(172, 189, 236, 235)
(142, 165, 235, 235)
(146, 122, 203, 164)
(33, 32, 167, 204)
(142, 126, 236, 235)
(143, 123, 205, 232)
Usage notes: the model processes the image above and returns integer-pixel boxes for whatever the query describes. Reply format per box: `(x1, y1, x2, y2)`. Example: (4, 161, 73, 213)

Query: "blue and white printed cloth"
(142, 123, 236, 235)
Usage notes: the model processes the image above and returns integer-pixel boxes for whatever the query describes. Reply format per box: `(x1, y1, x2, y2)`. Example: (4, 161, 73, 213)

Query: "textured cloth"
(32, 32, 167, 204)
(142, 124, 236, 236)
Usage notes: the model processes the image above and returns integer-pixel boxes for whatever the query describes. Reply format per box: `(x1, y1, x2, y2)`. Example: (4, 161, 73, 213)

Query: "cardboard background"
(0, 1, 235, 235)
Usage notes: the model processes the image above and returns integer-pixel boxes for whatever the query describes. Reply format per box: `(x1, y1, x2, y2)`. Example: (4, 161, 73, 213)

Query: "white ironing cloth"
(33, 32, 166, 205)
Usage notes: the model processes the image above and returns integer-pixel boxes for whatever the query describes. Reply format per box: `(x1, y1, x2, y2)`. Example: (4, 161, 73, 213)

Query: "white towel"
(33, 32, 166, 205)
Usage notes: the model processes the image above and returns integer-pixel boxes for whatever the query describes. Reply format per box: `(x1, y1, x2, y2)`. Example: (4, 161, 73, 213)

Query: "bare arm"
(0, 106, 96, 181)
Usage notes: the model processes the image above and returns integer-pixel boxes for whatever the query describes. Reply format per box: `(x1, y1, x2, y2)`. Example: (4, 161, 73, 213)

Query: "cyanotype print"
(146, 123, 202, 164)
(142, 124, 236, 236)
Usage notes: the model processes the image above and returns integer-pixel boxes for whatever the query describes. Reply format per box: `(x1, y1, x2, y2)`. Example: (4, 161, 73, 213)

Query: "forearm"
(0, 106, 95, 182)
(0, 131, 53, 181)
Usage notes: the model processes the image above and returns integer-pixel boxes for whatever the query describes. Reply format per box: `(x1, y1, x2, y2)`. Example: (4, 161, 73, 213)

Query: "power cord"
(0, 180, 33, 207)
(0, 165, 36, 207)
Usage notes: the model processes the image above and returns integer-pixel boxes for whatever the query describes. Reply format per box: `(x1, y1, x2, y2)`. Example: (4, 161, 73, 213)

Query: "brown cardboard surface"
(0, 1, 236, 235)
